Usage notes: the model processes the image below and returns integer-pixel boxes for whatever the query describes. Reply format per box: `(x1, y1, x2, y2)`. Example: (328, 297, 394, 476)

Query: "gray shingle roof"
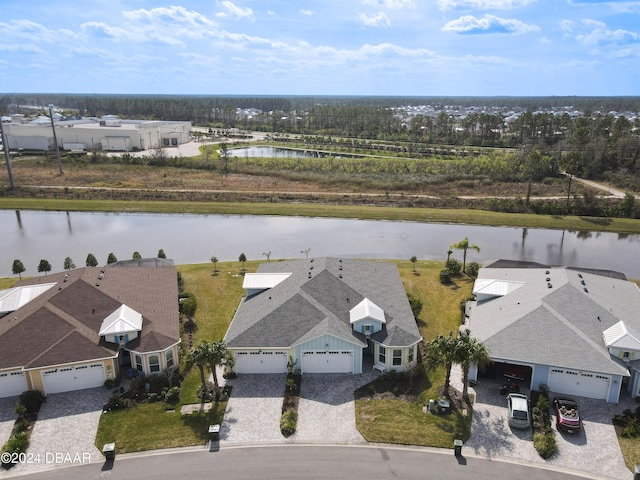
(468, 265, 637, 376)
(225, 258, 421, 349)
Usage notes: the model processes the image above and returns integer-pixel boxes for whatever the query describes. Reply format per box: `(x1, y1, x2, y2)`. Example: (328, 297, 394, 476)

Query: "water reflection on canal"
(2, 209, 639, 279)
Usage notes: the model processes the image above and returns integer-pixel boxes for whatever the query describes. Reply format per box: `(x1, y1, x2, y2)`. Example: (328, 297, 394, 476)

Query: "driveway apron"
(294, 372, 378, 444)
(450, 364, 635, 480)
(221, 374, 287, 445)
(11, 387, 111, 475)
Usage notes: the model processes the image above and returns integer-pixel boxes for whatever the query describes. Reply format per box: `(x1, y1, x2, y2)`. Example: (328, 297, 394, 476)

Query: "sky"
(1, 0, 639, 97)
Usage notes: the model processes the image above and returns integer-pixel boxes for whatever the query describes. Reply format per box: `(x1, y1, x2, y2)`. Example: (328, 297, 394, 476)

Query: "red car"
(553, 397, 581, 433)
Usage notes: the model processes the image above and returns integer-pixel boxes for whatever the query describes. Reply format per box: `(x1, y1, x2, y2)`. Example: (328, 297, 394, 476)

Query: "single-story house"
(0, 263, 180, 398)
(224, 258, 422, 374)
(466, 259, 640, 403)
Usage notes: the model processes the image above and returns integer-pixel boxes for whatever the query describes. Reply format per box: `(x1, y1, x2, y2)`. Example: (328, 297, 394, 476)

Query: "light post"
(48, 104, 64, 175)
(0, 117, 15, 189)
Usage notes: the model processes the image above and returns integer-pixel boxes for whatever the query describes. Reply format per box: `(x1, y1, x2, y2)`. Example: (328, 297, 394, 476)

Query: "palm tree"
(206, 340, 233, 396)
(186, 342, 210, 402)
(456, 329, 491, 400)
(450, 237, 480, 273)
(410, 256, 417, 272)
(239, 253, 247, 271)
(426, 331, 458, 394)
(446, 249, 453, 267)
(211, 256, 218, 275)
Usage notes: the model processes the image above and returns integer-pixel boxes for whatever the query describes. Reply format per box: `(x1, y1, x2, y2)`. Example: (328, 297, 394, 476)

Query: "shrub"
(19, 390, 45, 415)
(446, 258, 462, 276)
(466, 262, 480, 278)
(407, 293, 423, 319)
(146, 374, 169, 394)
(533, 432, 556, 459)
(102, 393, 128, 412)
(11, 419, 30, 436)
(280, 409, 297, 437)
(1, 432, 30, 468)
(439, 269, 452, 285)
(14, 404, 26, 416)
(536, 394, 549, 411)
(104, 378, 117, 389)
(165, 386, 180, 404)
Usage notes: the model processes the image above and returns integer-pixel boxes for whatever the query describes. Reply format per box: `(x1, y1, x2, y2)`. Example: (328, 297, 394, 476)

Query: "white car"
(507, 393, 530, 429)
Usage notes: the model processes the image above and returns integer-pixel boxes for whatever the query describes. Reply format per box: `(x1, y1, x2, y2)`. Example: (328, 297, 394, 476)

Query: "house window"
(135, 354, 143, 372)
(408, 346, 414, 363)
(171, 138, 178, 146)
(624, 351, 630, 359)
(393, 349, 402, 366)
(166, 350, 174, 368)
(378, 346, 386, 364)
(364, 325, 371, 333)
(149, 355, 160, 372)
(163, 138, 170, 146)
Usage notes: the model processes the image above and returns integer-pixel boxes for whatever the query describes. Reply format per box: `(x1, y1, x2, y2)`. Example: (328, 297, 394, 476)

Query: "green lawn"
(94, 401, 226, 454)
(355, 260, 475, 447)
(2, 197, 640, 234)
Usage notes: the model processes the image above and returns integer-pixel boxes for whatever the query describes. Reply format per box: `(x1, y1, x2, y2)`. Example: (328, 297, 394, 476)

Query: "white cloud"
(569, 1, 640, 14)
(362, 0, 415, 8)
(215, 1, 255, 21)
(360, 12, 391, 27)
(124, 6, 216, 27)
(442, 14, 539, 34)
(437, 0, 537, 10)
(574, 19, 640, 46)
(300, 9, 315, 16)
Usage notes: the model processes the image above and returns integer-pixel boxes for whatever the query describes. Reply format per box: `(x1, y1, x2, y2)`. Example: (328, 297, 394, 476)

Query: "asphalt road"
(12, 445, 607, 480)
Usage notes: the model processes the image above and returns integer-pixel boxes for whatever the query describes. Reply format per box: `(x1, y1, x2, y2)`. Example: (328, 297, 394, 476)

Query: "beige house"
(0, 263, 180, 398)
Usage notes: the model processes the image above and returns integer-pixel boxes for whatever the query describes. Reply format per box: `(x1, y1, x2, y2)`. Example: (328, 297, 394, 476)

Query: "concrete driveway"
(0, 397, 18, 448)
(221, 370, 378, 446)
(7, 387, 111, 475)
(452, 365, 635, 480)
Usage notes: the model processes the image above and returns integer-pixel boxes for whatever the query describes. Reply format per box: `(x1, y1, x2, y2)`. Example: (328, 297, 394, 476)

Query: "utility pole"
(48, 104, 64, 175)
(0, 118, 15, 189)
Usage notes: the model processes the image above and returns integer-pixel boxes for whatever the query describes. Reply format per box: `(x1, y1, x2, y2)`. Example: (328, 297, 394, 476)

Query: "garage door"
(0, 371, 27, 398)
(42, 363, 105, 395)
(302, 350, 353, 374)
(234, 351, 288, 374)
(548, 368, 610, 400)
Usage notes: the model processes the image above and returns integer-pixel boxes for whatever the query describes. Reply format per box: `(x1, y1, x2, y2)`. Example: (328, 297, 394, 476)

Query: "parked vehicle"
(507, 393, 531, 429)
(553, 397, 581, 433)
(499, 381, 520, 396)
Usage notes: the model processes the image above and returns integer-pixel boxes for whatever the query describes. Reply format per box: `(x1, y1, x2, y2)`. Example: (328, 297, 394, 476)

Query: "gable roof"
(224, 258, 421, 349)
(99, 304, 143, 336)
(603, 321, 640, 350)
(0, 283, 56, 314)
(0, 265, 179, 370)
(468, 264, 637, 376)
(350, 298, 386, 324)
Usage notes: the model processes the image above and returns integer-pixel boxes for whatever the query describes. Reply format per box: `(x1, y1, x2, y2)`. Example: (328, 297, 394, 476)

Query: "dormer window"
(624, 351, 630, 359)
(364, 325, 371, 333)
(350, 298, 385, 334)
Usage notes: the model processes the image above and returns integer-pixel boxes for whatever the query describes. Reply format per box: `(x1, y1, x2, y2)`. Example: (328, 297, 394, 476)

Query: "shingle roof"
(0, 265, 179, 370)
(225, 258, 421, 349)
(468, 265, 638, 376)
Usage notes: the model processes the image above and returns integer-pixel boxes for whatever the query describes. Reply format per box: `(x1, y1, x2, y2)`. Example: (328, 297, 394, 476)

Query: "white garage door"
(234, 351, 288, 374)
(548, 368, 610, 400)
(42, 363, 105, 395)
(302, 350, 353, 373)
(0, 371, 27, 398)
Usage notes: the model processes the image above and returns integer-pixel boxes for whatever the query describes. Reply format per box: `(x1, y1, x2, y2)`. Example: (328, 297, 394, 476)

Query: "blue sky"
(1, 0, 639, 96)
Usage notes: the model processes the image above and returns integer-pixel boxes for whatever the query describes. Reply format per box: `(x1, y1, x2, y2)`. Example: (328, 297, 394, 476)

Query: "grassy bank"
(1, 197, 640, 233)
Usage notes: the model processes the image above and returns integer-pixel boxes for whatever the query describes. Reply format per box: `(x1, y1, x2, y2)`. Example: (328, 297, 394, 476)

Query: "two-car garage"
(233, 349, 356, 374)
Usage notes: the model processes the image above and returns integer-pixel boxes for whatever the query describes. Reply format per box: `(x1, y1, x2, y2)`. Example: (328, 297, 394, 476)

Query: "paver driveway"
(451, 365, 635, 480)
(0, 397, 18, 449)
(221, 370, 378, 445)
(7, 387, 111, 475)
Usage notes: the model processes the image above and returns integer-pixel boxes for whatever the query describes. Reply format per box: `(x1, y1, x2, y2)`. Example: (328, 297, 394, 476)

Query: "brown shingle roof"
(0, 265, 179, 370)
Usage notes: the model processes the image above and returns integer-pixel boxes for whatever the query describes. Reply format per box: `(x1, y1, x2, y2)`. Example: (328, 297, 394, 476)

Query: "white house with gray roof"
(466, 260, 640, 403)
(224, 258, 422, 375)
